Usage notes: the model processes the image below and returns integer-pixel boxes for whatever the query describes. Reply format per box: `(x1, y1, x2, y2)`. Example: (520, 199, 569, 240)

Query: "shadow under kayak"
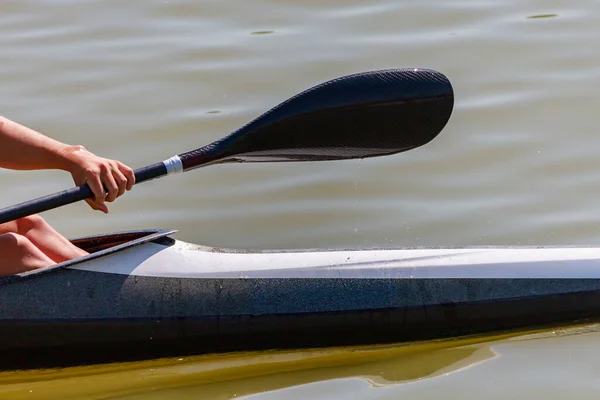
(2, 229, 600, 369)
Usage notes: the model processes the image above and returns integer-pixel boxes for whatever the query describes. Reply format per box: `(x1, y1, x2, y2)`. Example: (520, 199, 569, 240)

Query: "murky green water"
(3, 0, 600, 398)
(1, 325, 599, 399)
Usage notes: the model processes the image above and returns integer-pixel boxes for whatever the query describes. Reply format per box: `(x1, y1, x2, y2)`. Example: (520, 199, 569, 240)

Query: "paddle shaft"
(0, 144, 229, 224)
(0, 161, 168, 224)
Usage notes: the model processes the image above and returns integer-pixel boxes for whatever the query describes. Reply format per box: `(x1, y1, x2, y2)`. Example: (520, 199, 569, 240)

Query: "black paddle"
(0, 68, 453, 224)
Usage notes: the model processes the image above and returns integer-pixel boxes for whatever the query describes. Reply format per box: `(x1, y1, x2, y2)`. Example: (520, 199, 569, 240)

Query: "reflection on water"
(0, 334, 504, 400)
(2, 325, 599, 400)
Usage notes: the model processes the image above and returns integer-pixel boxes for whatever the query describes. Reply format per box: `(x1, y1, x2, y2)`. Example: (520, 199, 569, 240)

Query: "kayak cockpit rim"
(1, 229, 177, 283)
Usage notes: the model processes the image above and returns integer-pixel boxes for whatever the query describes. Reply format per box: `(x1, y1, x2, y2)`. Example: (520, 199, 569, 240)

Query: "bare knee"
(0, 232, 37, 258)
(0, 233, 54, 276)
(15, 215, 48, 235)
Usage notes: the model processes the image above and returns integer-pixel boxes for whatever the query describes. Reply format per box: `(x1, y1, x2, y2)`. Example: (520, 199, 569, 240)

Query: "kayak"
(2, 228, 600, 368)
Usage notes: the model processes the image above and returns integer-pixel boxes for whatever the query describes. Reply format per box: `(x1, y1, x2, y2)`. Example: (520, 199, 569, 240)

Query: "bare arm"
(0, 116, 76, 171)
(0, 116, 135, 213)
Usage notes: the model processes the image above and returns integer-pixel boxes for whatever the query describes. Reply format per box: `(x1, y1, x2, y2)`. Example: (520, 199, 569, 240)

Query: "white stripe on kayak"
(69, 240, 600, 279)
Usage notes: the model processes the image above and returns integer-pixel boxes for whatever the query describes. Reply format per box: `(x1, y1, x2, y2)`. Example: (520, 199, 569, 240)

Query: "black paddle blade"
(180, 68, 453, 169)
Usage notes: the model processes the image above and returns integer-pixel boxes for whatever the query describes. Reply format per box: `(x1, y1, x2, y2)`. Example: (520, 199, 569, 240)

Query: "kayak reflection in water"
(0, 116, 135, 276)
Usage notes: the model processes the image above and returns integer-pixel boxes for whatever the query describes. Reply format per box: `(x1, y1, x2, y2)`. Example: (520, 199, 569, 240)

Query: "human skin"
(0, 116, 136, 275)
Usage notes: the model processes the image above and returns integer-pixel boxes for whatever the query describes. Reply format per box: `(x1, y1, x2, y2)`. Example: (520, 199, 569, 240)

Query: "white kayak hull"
(2, 229, 600, 368)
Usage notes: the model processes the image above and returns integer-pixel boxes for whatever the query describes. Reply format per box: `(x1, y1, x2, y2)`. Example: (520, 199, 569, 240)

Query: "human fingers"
(117, 161, 135, 191)
(86, 173, 106, 206)
(111, 165, 128, 198)
(85, 198, 108, 214)
(101, 164, 119, 203)
(84, 174, 108, 213)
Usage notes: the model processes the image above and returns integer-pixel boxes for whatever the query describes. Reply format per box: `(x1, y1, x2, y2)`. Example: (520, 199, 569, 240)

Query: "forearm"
(0, 116, 79, 171)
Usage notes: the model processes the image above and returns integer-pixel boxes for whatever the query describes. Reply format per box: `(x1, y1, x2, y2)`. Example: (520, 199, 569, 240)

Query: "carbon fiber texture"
(179, 68, 453, 169)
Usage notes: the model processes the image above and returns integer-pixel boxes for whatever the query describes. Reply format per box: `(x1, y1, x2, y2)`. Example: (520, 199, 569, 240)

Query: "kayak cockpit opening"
(70, 229, 177, 254)
(0, 229, 177, 281)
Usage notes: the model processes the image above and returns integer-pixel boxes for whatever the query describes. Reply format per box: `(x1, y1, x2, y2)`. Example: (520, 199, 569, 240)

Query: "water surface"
(2, 0, 600, 398)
